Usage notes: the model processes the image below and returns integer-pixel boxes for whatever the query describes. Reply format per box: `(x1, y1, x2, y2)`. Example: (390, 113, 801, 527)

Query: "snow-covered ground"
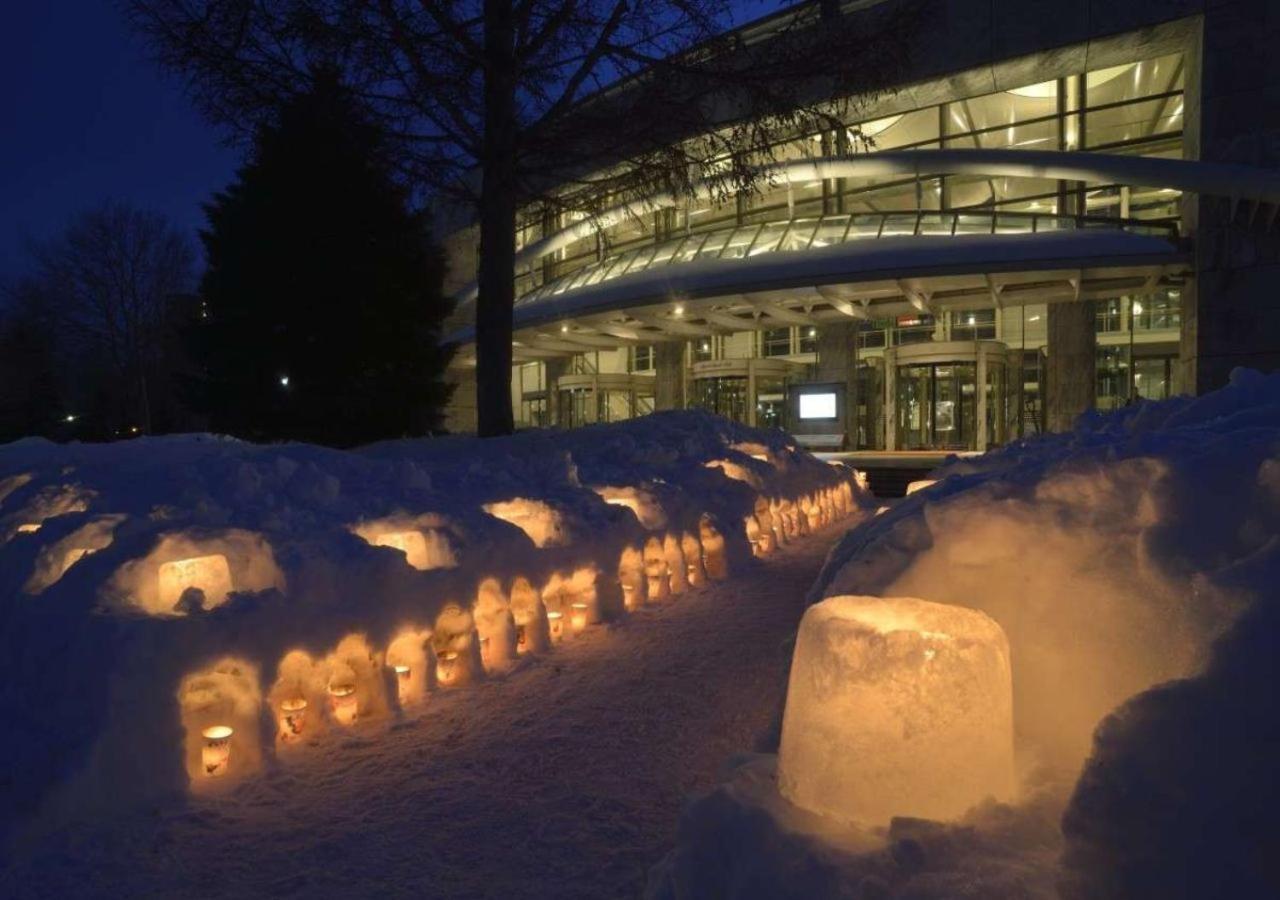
(651, 370, 1280, 899)
(0, 410, 867, 894)
(0, 525, 843, 899)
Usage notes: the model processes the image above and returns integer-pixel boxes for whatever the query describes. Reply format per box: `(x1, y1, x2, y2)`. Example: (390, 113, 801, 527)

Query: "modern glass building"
(443, 0, 1280, 451)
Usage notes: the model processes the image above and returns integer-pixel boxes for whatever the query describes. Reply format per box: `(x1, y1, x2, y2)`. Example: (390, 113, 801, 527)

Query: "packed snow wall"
(0, 411, 869, 851)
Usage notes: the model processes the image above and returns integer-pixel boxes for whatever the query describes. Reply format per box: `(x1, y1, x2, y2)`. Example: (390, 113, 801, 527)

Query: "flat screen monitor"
(799, 392, 837, 420)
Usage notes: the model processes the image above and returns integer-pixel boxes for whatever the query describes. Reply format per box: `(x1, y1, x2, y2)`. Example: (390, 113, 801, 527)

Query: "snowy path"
(7, 523, 847, 899)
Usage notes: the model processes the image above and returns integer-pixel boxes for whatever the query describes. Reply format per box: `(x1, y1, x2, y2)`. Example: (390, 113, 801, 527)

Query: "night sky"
(0, 1, 240, 282)
(0, 1, 785, 287)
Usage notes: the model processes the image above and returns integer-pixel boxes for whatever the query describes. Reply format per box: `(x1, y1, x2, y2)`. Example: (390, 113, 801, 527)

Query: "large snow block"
(778, 595, 1013, 824)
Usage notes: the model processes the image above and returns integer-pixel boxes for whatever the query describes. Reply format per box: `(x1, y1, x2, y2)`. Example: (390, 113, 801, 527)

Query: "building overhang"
(449, 229, 1189, 363)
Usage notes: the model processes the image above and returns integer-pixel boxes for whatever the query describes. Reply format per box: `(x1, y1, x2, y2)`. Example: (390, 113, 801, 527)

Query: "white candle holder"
(394, 665, 412, 705)
(328, 682, 358, 726)
(201, 725, 234, 777)
(436, 651, 459, 685)
(547, 610, 564, 643)
(570, 602, 589, 634)
(278, 698, 307, 743)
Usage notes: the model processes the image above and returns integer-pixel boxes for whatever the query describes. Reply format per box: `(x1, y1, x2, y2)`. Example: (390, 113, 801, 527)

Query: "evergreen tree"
(194, 74, 453, 446)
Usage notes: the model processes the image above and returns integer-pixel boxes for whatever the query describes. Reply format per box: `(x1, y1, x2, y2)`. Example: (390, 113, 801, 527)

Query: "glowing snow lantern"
(201, 725, 234, 777)
(327, 682, 358, 726)
(906, 478, 937, 496)
(278, 698, 308, 743)
(699, 516, 728, 581)
(778, 596, 1014, 825)
(393, 664, 413, 704)
(682, 532, 706, 589)
(158, 553, 234, 610)
(547, 610, 565, 643)
(436, 651, 460, 685)
(643, 537, 671, 602)
(744, 515, 766, 557)
(570, 602, 589, 634)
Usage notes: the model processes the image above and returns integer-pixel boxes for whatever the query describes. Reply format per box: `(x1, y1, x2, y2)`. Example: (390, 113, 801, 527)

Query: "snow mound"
(650, 370, 1280, 898)
(0, 410, 870, 851)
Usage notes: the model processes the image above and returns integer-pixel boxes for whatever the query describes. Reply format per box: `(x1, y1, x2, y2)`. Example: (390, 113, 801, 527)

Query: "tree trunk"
(476, 0, 518, 437)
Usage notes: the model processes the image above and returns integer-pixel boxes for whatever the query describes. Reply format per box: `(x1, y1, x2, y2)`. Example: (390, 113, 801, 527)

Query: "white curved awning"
(448, 229, 1189, 351)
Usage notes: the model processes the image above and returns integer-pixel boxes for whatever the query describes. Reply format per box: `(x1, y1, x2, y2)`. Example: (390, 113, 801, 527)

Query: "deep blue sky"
(0, 1, 787, 286)
(0, 1, 241, 282)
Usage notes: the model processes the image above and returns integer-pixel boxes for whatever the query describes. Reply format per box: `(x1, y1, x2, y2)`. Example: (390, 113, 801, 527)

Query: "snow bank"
(650, 370, 1280, 898)
(0, 410, 870, 852)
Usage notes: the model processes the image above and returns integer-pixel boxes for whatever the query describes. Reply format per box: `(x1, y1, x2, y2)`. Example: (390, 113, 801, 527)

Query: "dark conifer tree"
(194, 73, 453, 446)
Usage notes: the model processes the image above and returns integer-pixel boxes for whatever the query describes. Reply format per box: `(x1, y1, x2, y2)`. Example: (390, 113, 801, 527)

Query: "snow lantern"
(778, 595, 1014, 825)
(158, 553, 234, 610)
(433, 604, 483, 684)
(510, 577, 551, 654)
(278, 697, 308, 744)
(433, 652, 458, 685)
(327, 682, 359, 726)
(768, 499, 788, 547)
(570, 602, 589, 634)
(178, 658, 262, 787)
(663, 533, 689, 595)
(386, 630, 433, 707)
(618, 546, 648, 610)
(547, 611, 565, 643)
(682, 532, 706, 589)
(643, 536, 671, 602)
(906, 478, 937, 496)
(483, 498, 568, 548)
(201, 725, 234, 777)
(474, 578, 518, 668)
(753, 499, 777, 553)
(743, 515, 767, 557)
(698, 515, 728, 581)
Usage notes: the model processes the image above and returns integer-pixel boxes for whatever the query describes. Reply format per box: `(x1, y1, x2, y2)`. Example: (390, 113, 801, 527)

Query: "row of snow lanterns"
(190, 523, 733, 780)
(744, 483, 854, 557)
(192, 473, 859, 781)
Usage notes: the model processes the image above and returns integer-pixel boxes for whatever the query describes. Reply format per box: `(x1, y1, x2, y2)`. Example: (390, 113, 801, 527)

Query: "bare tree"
(26, 202, 195, 433)
(128, 0, 915, 435)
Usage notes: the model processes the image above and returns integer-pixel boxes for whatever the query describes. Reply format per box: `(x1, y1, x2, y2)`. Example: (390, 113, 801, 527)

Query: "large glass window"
(1134, 290, 1181, 330)
(1096, 299, 1122, 333)
(631, 345, 654, 372)
(761, 328, 792, 357)
(799, 326, 818, 355)
(523, 50, 1185, 296)
(951, 309, 996, 341)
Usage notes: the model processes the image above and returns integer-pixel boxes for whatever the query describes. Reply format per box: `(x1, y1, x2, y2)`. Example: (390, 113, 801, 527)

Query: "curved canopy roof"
(449, 229, 1189, 357)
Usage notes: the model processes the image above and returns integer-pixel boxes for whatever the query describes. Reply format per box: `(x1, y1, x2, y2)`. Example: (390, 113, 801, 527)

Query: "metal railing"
(516, 210, 1179, 308)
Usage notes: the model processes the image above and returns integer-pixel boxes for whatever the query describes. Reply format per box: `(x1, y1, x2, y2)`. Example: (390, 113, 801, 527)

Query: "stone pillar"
(1045, 302, 1096, 433)
(814, 322, 858, 447)
(654, 342, 685, 411)
(1181, 3, 1280, 393)
(544, 358, 570, 426)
